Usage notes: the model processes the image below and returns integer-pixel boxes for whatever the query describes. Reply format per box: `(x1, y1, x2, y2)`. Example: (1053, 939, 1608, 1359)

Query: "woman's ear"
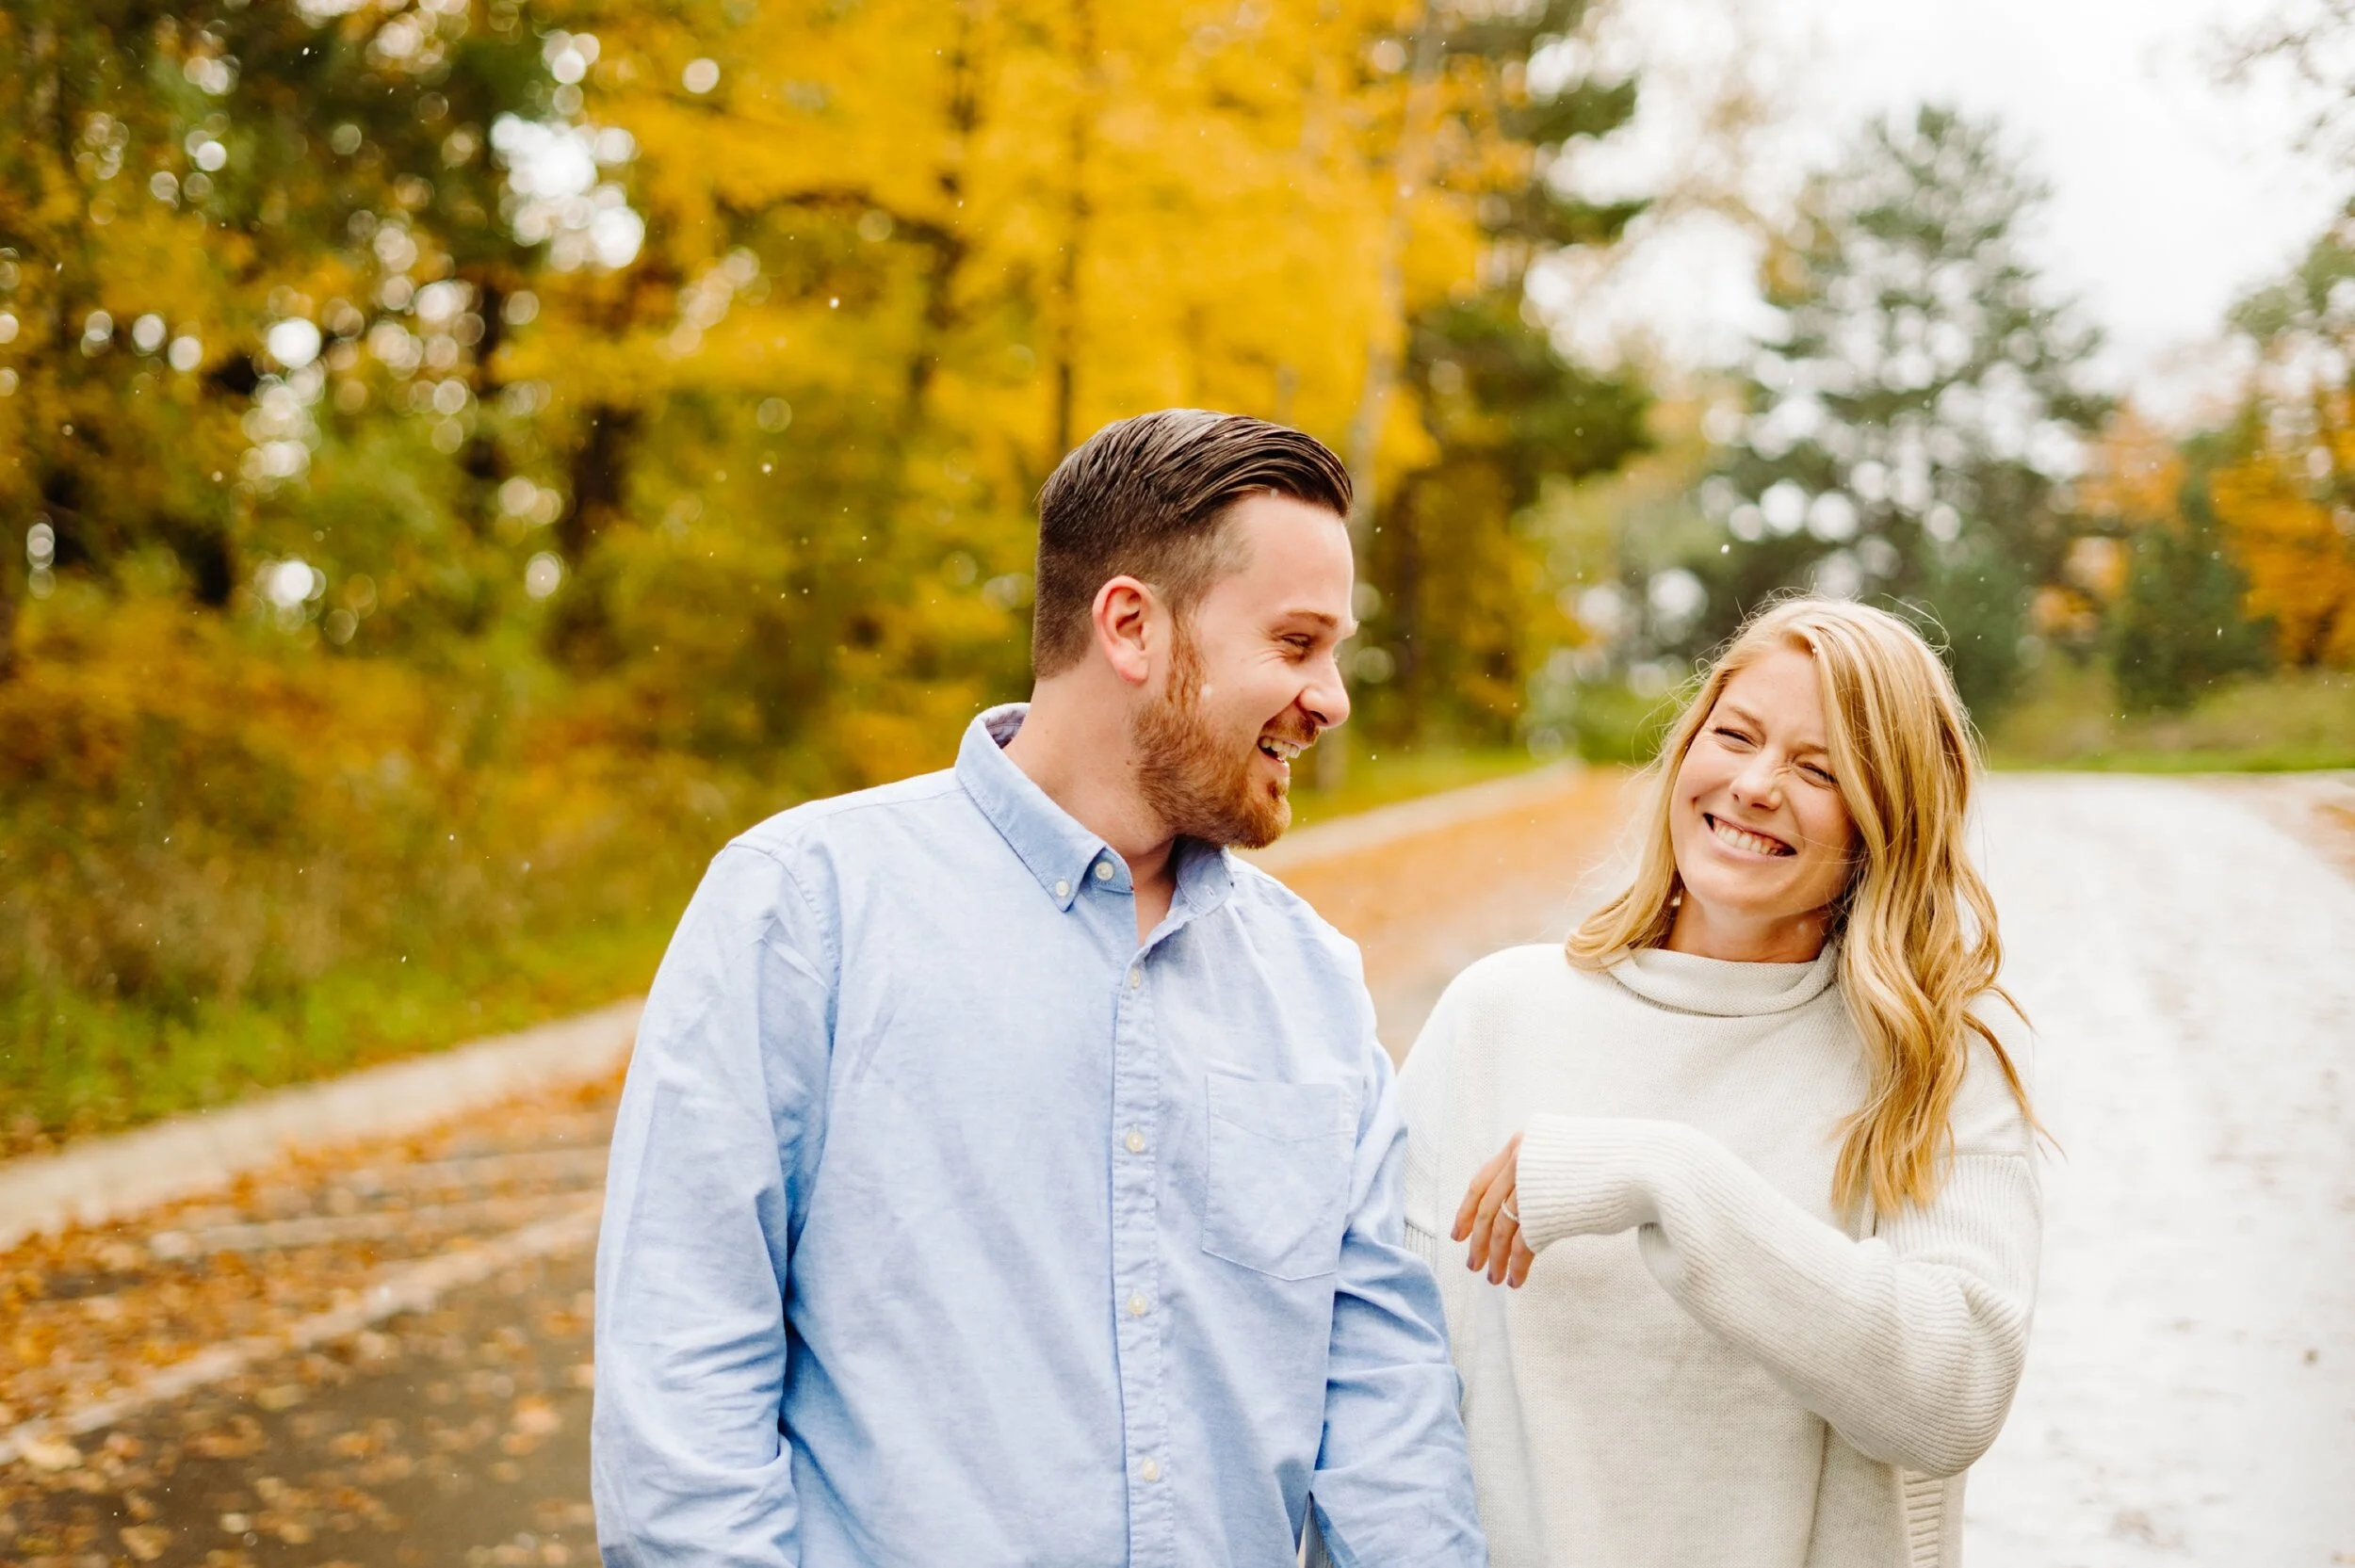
(1091, 575, 1157, 688)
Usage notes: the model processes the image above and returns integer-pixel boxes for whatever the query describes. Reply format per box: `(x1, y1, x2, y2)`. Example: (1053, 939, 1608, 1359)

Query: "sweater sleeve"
(1513, 1031, 2040, 1478)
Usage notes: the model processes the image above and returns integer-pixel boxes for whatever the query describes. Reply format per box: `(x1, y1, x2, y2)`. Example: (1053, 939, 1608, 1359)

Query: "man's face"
(1130, 494, 1356, 849)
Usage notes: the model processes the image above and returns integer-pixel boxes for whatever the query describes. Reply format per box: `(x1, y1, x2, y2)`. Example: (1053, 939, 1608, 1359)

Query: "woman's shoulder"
(1413, 943, 1619, 1057)
(1442, 941, 1606, 1011)
(1400, 945, 1613, 1134)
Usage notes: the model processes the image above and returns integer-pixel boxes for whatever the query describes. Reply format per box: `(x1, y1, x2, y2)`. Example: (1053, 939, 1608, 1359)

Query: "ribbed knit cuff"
(1514, 1116, 1689, 1253)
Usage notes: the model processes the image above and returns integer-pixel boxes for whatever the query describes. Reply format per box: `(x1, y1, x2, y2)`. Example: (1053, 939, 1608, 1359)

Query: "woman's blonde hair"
(1567, 596, 2034, 1214)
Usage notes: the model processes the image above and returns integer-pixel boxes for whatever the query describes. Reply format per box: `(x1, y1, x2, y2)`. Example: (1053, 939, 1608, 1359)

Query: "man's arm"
(1307, 994, 1486, 1568)
(593, 844, 835, 1567)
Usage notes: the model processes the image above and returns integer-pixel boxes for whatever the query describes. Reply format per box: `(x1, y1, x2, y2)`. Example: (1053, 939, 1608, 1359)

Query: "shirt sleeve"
(593, 843, 836, 1566)
(1308, 978, 1487, 1568)
(1512, 1013, 2041, 1479)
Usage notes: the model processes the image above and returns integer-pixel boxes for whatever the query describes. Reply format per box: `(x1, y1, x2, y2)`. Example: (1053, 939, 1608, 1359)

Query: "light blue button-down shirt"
(593, 704, 1484, 1568)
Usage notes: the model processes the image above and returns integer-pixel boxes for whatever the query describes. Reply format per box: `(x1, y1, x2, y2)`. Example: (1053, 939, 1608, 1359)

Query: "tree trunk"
(1326, 5, 1445, 789)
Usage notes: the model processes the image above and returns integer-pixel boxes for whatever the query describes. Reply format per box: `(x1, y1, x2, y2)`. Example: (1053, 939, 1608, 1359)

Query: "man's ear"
(1091, 575, 1157, 688)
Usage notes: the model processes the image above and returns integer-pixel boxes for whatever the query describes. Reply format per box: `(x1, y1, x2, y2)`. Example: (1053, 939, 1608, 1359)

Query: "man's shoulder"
(1224, 853, 1360, 968)
(724, 768, 970, 869)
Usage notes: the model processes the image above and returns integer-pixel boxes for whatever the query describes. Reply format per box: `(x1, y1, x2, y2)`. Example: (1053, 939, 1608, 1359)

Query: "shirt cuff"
(1514, 1116, 1691, 1253)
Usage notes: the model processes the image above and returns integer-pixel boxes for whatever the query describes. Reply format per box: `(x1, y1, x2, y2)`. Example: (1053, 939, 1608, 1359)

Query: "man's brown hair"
(1030, 410, 1352, 676)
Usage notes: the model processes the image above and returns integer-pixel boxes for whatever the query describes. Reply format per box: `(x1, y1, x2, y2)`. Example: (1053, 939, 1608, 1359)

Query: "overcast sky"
(1538, 0, 2346, 422)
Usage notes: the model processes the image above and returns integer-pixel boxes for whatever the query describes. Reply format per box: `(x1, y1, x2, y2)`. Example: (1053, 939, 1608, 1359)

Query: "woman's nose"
(1731, 752, 1783, 806)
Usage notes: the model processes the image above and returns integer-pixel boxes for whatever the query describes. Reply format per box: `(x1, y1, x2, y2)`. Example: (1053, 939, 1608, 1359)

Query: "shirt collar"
(957, 703, 1234, 919)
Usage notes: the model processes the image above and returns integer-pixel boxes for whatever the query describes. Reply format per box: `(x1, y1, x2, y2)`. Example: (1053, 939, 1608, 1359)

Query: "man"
(593, 411, 1486, 1567)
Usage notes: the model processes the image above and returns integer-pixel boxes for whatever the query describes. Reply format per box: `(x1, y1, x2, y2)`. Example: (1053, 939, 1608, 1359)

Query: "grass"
(1, 913, 679, 1159)
(1986, 661, 2355, 773)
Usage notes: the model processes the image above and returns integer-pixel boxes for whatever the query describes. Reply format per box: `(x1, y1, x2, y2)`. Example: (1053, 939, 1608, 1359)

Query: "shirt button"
(1127, 1292, 1150, 1317)
(1124, 1128, 1146, 1155)
(1053, 879, 1070, 900)
(1138, 1456, 1161, 1482)
(1094, 861, 1113, 881)
(1128, 968, 1142, 990)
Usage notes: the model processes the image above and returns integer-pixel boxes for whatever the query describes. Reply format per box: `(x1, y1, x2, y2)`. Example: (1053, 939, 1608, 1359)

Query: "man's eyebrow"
(1277, 609, 1356, 639)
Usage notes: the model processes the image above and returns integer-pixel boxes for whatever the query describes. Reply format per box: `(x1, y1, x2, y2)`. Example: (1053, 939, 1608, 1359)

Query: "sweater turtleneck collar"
(1606, 940, 1842, 1018)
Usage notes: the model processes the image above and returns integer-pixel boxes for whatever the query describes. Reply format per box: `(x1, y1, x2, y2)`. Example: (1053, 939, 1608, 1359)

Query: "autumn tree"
(2203, 202, 2355, 668)
(1, 0, 1662, 1136)
(2078, 412, 2272, 711)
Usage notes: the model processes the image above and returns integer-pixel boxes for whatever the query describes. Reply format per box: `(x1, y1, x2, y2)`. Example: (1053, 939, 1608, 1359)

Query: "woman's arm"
(1509, 1112, 2038, 1478)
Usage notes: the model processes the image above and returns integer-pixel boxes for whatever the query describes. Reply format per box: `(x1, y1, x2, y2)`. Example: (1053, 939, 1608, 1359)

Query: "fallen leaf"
(15, 1431, 81, 1471)
(510, 1396, 561, 1436)
(121, 1523, 171, 1561)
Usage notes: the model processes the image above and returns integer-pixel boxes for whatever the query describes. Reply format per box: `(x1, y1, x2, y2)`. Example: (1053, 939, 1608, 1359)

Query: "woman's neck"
(1663, 895, 1832, 964)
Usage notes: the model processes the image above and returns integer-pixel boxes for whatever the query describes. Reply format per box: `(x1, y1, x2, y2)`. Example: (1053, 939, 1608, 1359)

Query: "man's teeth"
(1709, 815, 1793, 856)
(1259, 737, 1304, 761)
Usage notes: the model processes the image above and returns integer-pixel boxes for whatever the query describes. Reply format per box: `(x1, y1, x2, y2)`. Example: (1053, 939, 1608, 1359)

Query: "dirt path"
(1965, 773, 2355, 1567)
(2, 767, 2347, 1566)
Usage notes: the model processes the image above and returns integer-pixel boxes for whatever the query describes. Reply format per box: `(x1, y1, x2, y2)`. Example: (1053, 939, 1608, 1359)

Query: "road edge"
(0, 1000, 641, 1251)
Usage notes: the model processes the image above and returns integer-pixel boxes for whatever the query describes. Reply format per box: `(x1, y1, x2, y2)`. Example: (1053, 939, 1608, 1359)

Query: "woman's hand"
(1454, 1132, 1535, 1287)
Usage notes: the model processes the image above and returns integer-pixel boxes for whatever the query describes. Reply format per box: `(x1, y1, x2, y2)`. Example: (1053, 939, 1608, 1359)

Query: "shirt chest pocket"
(1201, 1072, 1352, 1281)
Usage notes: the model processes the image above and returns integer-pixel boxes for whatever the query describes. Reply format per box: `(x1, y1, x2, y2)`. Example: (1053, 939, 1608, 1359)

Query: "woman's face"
(1666, 644, 1859, 959)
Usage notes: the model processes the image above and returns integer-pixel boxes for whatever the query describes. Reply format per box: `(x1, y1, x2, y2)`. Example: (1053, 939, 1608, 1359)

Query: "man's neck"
(999, 693, 1179, 942)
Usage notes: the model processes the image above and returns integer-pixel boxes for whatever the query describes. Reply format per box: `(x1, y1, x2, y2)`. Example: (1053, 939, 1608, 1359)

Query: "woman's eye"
(1713, 727, 1754, 747)
(1803, 765, 1836, 784)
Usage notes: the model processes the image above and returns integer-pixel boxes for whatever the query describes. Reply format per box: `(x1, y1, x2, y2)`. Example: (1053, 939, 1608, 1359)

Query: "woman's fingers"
(1452, 1132, 1539, 1286)
(1452, 1141, 1513, 1241)
(1464, 1170, 1505, 1272)
(1465, 1140, 1523, 1275)
(1504, 1229, 1536, 1288)
(1485, 1205, 1519, 1284)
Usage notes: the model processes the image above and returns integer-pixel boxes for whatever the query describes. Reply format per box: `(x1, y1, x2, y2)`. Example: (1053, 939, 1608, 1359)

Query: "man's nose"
(1306, 652, 1351, 733)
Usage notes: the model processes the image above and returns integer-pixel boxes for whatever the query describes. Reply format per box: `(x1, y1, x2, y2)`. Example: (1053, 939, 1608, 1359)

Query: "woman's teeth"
(1708, 814, 1794, 857)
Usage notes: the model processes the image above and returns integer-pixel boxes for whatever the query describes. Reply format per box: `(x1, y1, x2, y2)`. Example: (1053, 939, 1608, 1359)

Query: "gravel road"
(2, 768, 2348, 1566)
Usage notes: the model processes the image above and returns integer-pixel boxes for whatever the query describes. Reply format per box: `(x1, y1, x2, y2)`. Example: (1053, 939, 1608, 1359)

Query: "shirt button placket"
(1110, 952, 1169, 1566)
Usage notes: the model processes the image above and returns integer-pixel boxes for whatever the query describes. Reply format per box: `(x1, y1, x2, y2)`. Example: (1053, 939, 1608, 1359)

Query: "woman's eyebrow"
(1719, 701, 1828, 753)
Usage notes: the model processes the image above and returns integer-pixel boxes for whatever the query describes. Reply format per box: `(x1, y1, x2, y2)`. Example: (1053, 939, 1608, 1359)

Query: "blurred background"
(2, 0, 2350, 1151)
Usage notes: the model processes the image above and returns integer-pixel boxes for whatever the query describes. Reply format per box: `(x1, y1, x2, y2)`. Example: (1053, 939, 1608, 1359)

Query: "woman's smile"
(1701, 812, 1796, 858)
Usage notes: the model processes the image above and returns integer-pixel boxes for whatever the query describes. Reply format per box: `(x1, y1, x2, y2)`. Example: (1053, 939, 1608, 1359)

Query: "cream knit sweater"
(1394, 942, 2039, 1568)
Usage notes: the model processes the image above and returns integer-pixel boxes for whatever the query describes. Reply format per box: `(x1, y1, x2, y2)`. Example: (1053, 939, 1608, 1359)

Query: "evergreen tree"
(1665, 105, 2109, 716)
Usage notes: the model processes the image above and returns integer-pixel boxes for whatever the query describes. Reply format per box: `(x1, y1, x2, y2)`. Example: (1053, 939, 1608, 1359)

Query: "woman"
(1400, 597, 2040, 1568)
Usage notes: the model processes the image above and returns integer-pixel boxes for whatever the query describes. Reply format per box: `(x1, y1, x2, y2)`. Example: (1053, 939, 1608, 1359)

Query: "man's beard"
(1130, 632, 1301, 851)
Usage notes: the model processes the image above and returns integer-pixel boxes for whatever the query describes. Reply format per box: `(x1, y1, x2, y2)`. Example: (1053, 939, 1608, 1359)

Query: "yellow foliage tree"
(0, 0, 1650, 1137)
(2214, 202, 2355, 667)
(2210, 396, 2355, 666)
